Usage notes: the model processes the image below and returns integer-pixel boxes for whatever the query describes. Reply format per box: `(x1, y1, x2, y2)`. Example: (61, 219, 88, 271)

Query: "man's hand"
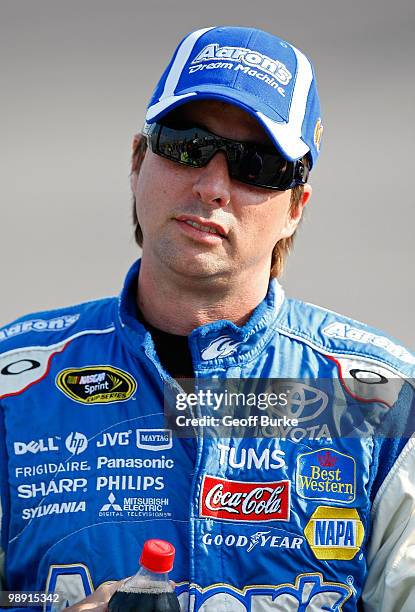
(65, 580, 123, 611)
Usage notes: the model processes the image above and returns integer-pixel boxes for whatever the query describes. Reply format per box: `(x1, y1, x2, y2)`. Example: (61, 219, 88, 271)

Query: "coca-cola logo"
(200, 475, 290, 522)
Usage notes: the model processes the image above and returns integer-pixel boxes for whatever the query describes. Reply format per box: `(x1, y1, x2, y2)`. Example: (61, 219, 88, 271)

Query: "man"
(0, 26, 414, 612)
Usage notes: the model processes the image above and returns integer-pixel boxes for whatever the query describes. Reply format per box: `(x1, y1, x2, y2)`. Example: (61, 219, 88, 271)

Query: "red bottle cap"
(140, 539, 176, 573)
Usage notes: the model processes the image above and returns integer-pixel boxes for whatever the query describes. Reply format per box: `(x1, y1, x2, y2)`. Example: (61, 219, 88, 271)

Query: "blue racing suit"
(0, 260, 414, 611)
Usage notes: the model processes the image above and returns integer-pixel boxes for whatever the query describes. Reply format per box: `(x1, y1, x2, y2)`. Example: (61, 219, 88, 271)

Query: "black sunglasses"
(143, 120, 309, 191)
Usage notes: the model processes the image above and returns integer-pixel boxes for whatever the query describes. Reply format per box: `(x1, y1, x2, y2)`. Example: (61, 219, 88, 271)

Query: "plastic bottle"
(108, 539, 180, 612)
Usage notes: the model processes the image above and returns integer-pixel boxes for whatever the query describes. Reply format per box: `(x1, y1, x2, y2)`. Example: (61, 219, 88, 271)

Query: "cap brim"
(145, 85, 310, 162)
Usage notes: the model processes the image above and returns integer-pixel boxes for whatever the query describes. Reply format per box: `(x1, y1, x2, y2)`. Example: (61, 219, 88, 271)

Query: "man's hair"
(131, 135, 306, 279)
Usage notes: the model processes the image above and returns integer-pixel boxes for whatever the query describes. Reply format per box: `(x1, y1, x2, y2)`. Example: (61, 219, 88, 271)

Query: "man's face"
(131, 100, 309, 282)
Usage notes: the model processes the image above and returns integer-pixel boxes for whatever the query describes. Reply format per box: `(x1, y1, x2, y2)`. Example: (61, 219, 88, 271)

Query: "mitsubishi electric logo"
(99, 493, 122, 512)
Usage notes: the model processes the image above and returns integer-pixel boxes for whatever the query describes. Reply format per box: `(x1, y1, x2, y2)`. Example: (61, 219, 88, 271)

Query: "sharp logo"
(201, 336, 242, 360)
(0, 314, 79, 342)
(17, 478, 87, 499)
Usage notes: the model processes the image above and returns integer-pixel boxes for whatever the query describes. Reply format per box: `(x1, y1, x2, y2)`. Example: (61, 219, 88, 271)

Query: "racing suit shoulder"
(277, 296, 415, 611)
(0, 297, 117, 357)
(278, 296, 415, 377)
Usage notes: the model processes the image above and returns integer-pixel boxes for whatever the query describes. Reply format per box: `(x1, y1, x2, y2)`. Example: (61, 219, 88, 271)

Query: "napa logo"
(304, 506, 364, 561)
(296, 448, 356, 503)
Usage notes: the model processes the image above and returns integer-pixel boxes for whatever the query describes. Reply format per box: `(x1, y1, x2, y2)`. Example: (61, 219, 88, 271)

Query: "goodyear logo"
(296, 448, 356, 503)
(304, 506, 364, 560)
(56, 366, 136, 404)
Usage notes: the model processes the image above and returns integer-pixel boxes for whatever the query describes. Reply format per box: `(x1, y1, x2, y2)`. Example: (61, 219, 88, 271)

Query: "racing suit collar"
(118, 259, 286, 366)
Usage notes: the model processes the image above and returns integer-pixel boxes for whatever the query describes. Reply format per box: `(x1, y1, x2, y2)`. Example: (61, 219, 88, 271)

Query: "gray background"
(2, 0, 414, 347)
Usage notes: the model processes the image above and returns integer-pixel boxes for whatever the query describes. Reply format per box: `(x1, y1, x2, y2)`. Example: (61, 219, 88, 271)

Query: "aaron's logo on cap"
(56, 366, 136, 404)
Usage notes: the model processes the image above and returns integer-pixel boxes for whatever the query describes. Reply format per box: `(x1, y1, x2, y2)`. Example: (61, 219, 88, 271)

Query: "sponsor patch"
(188, 574, 352, 610)
(0, 314, 79, 342)
(136, 429, 172, 451)
(191, 44, 292, 86)
(202, 529, 303, 552)
(322, 322, 415, 365)
(201, 335, 242, 360)
(22, 500, 86, 521)
(200, 475, 290, 522)
(296, 448, 356, 503)
(56, 366, 136, 404)
(304, 506, 364, 560)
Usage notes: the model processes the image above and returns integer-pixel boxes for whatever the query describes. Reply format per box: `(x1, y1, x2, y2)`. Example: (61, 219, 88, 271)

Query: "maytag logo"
(56, 366, 136, 404)
(136, 429, 172, 451)
(200, 475, 290, 522)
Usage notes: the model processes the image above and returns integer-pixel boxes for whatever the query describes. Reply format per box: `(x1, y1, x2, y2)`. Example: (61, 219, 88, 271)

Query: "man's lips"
(175, 215, 228, 238)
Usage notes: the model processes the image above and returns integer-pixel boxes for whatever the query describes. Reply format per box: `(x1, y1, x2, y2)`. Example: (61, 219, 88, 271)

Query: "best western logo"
(296, 448, 356, 503)
(304, 506, 364, 560)
(56, 366, 136, 404)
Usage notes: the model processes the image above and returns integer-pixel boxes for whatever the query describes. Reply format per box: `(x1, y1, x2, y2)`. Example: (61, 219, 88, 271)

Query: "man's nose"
(192, 152, 231, 208)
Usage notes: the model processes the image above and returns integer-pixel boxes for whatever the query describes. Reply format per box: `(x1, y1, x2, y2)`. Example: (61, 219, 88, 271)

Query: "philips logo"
(191, 44, 292, 85)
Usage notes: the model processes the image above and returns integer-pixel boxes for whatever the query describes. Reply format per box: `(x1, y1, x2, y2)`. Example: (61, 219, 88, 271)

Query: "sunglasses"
(143, 121, 309, 191)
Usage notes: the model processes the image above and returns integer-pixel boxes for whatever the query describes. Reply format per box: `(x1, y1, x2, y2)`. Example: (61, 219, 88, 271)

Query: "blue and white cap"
(145, 26, 323, 168)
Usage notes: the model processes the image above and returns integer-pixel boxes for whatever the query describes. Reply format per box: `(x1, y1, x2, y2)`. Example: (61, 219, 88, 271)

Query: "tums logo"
(200, 475, 290, 522)
(201, 336, 242, 360)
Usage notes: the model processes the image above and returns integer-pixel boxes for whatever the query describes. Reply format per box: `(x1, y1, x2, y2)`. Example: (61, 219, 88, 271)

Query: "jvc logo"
(96, 431, 131, 447)
(14, 437, 60, 455)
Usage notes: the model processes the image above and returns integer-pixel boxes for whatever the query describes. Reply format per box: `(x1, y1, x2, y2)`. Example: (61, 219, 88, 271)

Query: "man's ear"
(130, 134, 144, 192)
(281, 184, 312, 239)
